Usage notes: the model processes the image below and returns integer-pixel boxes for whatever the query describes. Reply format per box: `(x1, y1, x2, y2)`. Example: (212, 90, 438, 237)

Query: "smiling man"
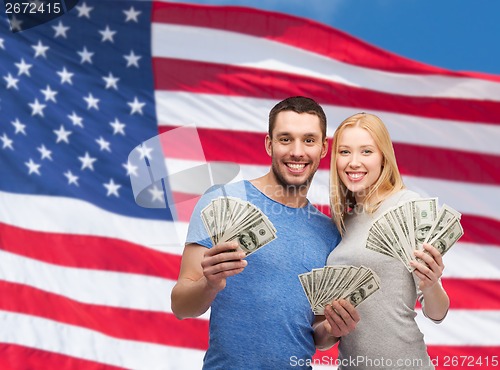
(171, 96, 359, 369)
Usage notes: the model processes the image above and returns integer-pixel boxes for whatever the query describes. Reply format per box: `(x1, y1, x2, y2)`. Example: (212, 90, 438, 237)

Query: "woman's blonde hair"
(329, 113, 405, 234)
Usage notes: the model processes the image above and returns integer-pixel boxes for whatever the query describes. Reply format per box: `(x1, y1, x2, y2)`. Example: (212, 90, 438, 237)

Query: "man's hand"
(201, 241, 248, 292)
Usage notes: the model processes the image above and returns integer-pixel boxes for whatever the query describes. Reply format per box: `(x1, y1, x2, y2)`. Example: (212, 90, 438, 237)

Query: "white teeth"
(348, 173, 364, 179)
(288, 163, 305, 169)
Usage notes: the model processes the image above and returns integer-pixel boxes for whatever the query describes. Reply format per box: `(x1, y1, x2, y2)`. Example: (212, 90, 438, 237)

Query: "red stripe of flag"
(154, 58, 500, 125)
(0, 223, 181, 280)
(152, 2, 500, 82)
(0, 281, 208, 349)
(158, 125, 500, 187)
(0, 344, 126, 370)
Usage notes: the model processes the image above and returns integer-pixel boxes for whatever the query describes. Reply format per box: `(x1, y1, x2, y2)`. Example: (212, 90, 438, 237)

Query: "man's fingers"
(203, 259, 247, 276)
(205, 241, 240, 256)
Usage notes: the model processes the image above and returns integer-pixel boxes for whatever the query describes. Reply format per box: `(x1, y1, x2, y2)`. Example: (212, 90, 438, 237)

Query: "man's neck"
(250, 173, 310, 208)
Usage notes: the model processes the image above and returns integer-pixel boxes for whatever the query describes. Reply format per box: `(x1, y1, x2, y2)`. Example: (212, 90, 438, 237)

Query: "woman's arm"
(410, 243, 450, 321)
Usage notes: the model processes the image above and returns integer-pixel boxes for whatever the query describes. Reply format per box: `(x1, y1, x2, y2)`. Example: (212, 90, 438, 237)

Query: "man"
(171, 97, 359, 369)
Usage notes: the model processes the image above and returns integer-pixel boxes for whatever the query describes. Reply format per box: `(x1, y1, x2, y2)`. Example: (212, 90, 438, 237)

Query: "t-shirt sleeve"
(185, 185, 226, 249)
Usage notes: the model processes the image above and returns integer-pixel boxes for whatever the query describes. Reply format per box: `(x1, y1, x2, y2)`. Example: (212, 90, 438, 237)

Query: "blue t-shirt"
(186, 181, 341, 369)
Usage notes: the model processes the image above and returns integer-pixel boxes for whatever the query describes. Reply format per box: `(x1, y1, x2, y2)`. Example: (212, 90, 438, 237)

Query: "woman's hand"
(411, 243, 444, 292)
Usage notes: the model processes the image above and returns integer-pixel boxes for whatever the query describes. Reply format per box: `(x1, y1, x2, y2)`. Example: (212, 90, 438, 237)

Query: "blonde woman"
(320, 113, 449, 369)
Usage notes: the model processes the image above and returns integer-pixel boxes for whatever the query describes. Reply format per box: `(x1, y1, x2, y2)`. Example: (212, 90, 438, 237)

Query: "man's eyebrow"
(274, 132, 321, 137)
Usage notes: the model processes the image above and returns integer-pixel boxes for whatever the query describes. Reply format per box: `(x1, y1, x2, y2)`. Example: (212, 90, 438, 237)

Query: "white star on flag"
(52, 21, 70, 38)
(84, 93, 100, 110)
(68, 112, 84, 128)
(136, 144, 153, 160)
(57, 67, 74, 84)
(103, 178, 121, 197)
(95, 137, 111, 152)
(9, 16, 23, 32)
(41, 85, 58, 102)
(78, 47, 94, 64)
(99, 26, 116, 43)
(64, 170, 79, 186)
(0, 133, 13, 150)
(102, 72, 119, 89)
(25, 159, 41, 175)
(110, 118, 126, 135)
(78, 152, 97, 171)
(148, 185, 165, 203)
(124, 7, 141, 22)
(29, 99, 46, 117)
(37, 144, 53, 160)
(76, 2, 93, 18)
(11, 119, 26, 135)
(124, 50, 141, 67)
(15, 59, 33, 76)
(127, 96, 145, 115)
(4, 73, 19, 89)
(53, 125, 72, 144)
(32, 41, 49, 58)
(122, 160, 138, 177)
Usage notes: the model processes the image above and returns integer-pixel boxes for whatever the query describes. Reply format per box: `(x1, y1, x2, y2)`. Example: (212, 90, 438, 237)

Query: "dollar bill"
(410, 198, 438, 249)
(201, 196, 277, 256)
(424, 204, 462, 244)
(428, 218, 464, 256)
(298, 265, 381, 315)
(366, 198, 463, 273)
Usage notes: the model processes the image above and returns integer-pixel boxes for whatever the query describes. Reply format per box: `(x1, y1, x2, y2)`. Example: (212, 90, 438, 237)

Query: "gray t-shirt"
(326, 190, 440, 370)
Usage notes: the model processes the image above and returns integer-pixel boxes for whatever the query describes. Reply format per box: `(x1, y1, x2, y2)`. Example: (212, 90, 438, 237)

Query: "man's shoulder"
(201, 180, 249, 199)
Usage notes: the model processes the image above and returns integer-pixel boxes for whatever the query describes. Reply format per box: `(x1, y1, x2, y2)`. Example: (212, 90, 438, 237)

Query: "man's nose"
(290, 140, 305, 157)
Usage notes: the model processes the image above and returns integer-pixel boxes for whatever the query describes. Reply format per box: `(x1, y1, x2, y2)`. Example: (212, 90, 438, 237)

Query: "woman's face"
(336, 126, 384, 204)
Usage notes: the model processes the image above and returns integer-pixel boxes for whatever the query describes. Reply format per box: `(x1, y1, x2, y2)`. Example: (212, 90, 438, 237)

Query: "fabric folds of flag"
(1, 0, 499, 369)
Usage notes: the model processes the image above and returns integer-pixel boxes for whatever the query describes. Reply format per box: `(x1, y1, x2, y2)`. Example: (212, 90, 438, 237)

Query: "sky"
(175, 0, 500, 76)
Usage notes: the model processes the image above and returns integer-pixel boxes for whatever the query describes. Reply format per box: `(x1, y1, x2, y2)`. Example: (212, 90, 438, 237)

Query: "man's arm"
(171, 241, 247, 319)
(313, 300, 360, 350)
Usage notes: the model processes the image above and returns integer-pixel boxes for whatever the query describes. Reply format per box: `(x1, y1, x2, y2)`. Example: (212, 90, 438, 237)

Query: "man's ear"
(265, 135, 272, 156)
(320, 138, 328, 159)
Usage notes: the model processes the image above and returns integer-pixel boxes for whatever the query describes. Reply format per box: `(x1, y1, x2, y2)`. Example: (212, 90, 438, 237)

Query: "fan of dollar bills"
(201, 196, 277, 256)
(367, 198, 464, 273)
(299, 265, 381, 315)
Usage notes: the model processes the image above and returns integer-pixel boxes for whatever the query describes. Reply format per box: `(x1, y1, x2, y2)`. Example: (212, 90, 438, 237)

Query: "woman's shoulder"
(377, 189, 420, 214)
(393, 189, 420, 204)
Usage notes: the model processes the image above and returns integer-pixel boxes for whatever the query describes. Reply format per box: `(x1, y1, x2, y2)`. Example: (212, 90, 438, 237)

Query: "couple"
(171, 97, 449, 370)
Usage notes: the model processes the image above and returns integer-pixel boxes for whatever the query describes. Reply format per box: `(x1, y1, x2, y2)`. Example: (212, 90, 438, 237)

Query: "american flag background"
(1, 0, 499, 369)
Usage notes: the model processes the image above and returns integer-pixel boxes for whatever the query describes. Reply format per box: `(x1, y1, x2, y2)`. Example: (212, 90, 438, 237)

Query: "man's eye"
(305, 138, 315, 144)
(279, 138, 290, 143)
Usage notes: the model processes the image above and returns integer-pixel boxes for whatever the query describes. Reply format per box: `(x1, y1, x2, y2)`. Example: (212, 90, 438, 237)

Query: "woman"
(321, 113, 449, 369)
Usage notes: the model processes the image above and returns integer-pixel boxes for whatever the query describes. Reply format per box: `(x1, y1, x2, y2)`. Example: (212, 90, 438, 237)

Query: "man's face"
(266, 111, 327, 189)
